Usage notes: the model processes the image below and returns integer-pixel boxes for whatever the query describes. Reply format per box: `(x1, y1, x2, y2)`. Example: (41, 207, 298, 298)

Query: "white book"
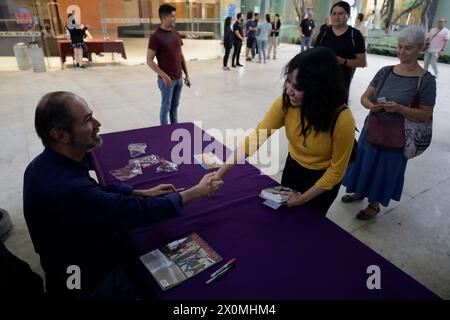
(259, 186, 294, 204)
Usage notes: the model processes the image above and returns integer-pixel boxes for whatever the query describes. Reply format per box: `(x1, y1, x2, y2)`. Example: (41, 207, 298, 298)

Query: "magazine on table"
(139, 232, 222, 290)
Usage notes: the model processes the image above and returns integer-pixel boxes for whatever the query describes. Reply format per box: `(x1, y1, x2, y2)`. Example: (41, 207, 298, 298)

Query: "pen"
(209, 258, 237, 278)
(205, 266, 233, 284)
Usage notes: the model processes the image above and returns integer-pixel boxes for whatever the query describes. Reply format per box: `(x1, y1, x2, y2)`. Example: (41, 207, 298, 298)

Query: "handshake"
(192, 172, 224, 199)
(134, 172, 224, 204)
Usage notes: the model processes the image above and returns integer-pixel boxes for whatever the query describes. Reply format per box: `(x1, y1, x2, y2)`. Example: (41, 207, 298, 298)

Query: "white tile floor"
(1, 42, 449, 299)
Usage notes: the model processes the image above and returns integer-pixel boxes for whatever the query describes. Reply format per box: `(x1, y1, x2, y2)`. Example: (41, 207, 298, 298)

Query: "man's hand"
(184, 76, 191, 88)
(336, 56, 346, 65)
(161, 74, 172, 87)
(197, 172, 223, 197)
(133, 184, 176, 198)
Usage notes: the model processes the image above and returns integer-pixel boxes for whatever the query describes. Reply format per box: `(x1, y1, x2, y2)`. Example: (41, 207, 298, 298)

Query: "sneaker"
(222, 66, 230, 71)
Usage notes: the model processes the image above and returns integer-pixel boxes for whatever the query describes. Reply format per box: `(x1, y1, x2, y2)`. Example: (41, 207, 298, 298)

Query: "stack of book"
(260, 186, 295, 209)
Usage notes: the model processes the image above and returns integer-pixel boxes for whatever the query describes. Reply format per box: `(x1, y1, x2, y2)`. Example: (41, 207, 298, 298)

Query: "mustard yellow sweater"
(243, 96, 355, 190)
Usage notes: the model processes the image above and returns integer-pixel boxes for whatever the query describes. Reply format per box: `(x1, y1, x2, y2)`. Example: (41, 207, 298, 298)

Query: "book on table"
(139, 232, 222, 291)
(193, 152, 223, 170)
(260, 186, 297, 209)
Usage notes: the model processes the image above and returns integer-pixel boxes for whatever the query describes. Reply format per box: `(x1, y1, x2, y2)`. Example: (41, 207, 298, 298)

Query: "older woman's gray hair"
(397, 26, 426, 46)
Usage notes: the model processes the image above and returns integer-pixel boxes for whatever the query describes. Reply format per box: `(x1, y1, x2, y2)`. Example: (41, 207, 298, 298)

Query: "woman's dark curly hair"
(282, 47, 347, 140)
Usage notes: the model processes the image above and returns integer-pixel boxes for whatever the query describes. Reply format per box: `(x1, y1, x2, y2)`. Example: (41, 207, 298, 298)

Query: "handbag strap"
(410, 70, 427, 109)
(331, 106, 359, 137)
(427, 28, 442, 43)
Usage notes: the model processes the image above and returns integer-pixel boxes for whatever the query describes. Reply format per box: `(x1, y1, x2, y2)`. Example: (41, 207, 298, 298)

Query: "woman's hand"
(370, 103, 385, 112)
(383, 101, 401, 113)
(284, 192, 306, 207)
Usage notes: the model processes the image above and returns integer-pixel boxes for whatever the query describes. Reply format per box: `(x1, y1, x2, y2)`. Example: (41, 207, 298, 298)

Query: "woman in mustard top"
(212, 47, 355, 215)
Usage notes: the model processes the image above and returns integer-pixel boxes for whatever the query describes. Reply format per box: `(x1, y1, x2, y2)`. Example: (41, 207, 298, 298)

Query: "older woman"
(341, 26, 436, 220)
(211, 47, 355, 215)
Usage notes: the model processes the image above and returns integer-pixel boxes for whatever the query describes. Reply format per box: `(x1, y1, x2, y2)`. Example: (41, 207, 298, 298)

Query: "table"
(57, 39, 127, 66)
(90, 122, 440, 300)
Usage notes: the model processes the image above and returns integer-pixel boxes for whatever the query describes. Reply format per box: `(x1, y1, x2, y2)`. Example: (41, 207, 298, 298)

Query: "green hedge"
(367, 47, 450, 64)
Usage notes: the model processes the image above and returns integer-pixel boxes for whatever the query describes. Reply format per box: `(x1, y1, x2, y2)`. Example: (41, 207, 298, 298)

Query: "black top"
(270, 20, 281, 37)
(233, 21, 244, 43)
(224, 25, 234, 48)
(300, 18, 315, 37)
(316, 26, 366, 86)
(68, 26, 87, 45)
(319, 23, 329, 33)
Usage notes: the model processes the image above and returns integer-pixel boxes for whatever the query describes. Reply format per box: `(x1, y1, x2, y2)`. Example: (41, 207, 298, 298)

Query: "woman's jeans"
(257, 39, 267, 61)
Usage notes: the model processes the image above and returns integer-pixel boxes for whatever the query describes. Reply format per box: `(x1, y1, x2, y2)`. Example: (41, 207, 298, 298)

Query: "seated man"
(23, 91, 223, 298)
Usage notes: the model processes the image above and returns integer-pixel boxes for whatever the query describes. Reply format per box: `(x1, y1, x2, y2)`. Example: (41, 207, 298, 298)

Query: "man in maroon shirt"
(147, 4, 191, 125)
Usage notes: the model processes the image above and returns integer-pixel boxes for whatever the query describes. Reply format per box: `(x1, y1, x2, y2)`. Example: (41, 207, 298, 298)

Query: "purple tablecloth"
(90, 122, 439, 300)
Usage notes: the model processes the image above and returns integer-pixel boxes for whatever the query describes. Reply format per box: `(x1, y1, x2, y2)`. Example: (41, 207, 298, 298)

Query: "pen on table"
(209, 258, 237, 278)
(205, 265, 234, 284)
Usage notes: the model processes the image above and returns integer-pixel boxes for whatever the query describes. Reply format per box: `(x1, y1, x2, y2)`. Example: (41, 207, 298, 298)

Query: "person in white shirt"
(424, 18, 449, 77)
(366, 10, 375, 31)
(354, 13, 368, 48)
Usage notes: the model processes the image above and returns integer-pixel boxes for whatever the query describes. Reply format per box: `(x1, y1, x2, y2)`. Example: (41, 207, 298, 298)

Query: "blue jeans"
(301, 36, 312, 52)
(157, 76, 183, 125)
(257, 39, 267, 61)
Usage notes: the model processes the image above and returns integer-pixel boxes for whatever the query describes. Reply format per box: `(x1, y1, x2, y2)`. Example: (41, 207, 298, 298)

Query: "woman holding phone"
(341, 26, 436, 220)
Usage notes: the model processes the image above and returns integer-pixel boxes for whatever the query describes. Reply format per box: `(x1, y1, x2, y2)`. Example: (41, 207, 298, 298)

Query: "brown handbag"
(366, 66, 405, 150)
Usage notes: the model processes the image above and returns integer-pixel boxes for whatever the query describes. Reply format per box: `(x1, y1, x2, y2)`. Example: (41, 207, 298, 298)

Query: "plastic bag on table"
(128, 143, 147, 158)
(156, 160, 178, 173)
(110, 160, 143, 181)
(129, 154, 161, 168)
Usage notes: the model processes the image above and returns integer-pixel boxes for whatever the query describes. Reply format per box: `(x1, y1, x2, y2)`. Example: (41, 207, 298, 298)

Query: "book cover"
(139, 233, 222, 291)
(260, 186, 294, 204)
(193, 152, 223, 170)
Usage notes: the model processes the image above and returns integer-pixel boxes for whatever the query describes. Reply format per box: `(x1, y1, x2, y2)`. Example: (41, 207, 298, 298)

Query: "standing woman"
(66, 12, 88, 68)
(222, 16, 234, 71)
(256, 14, 272, 63)
(210, 47, 355, 215)
(316, 1, 367, 99)
(268, 14, 281, 60)
(354, 13, 368, 49)
(341, 26, 436, 220)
